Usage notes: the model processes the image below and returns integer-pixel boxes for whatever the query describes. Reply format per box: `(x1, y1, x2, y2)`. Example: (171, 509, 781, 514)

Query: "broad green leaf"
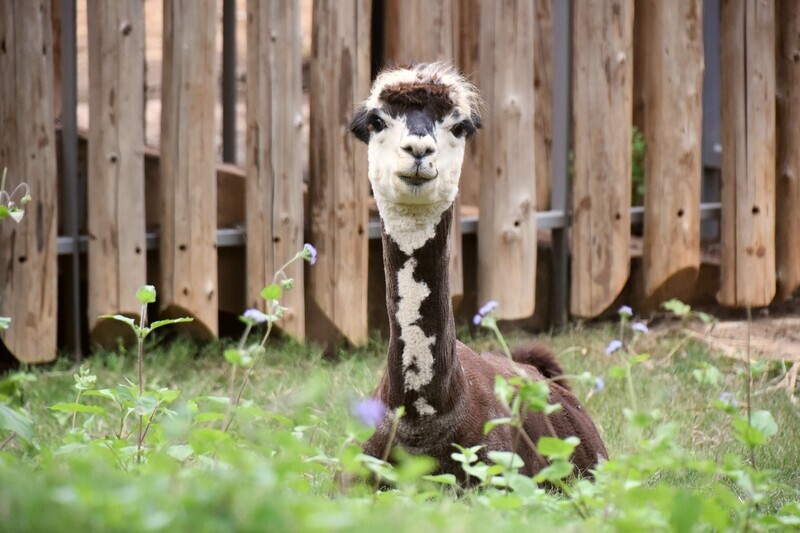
(260, 284, 283, 301)
(662, 299, 691, 316)
(224, 348, 244, 366)
(0, 403, 33, 443)
(608, 365, 627, 379)
(149, 317, 194, 333)
(537, 436, 580, 461)
(98, 314, 136, 328)
(533, 459, 574, 483)
(8, 207, 23, 223)
(154, 388, 180, 404)
(167, 444, 194, 462)
(422, 473, 458, 486)
(136, 285, 157, 304)
(49, 403, 106, 415)
(0, 205, 8, 220)
(0, 316, 10, 330)
(194, 412, 226, 423)
(484, 417, 512, 435)
(487, 451, 524, 470)
(751, 410, 778, 438)
(629, 353, 650, 365)
(733, 418, 766, 448)
(488, 494, 523, 510)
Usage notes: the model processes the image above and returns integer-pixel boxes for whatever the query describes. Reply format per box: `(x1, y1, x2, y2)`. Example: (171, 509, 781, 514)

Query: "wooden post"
(570, 0, 634, 318)
(0, 0, 58, 363)
(719, 0, 776, 307)
(478, 0, 538, 320)
(452, 0, 481, 209)
(382, 0, 463, 301)
(86, 0, 147, 346)
(246, 0, 305, 339)
(533, 0, 553, 211)
(307, 0, 371, 346)
(159, 0, 218, 338)
(638, 0, 704, 304)
(776, 0, 800, 301)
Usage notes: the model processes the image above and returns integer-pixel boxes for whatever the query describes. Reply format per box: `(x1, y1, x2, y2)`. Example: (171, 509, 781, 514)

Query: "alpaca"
(349, 63, 607, 482)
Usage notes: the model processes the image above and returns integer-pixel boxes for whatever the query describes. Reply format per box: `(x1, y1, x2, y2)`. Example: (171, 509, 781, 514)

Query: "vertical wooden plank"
(307, 0, 371, 346)
(86, 0, 147, 346)
(51, 0, 62, 119)
(0, 0, 58, 363)
(776, 0, 800, 300)
(570, 0, 634, 318)
(533, 0, 553, 211)
(246, 0, 305, 339)
(159, 0, 218, 337)
(452, 0, 481, 209)
(719, 0, 776, 307)
(639, 0, 704, 303)
(478, 0, 537, 319)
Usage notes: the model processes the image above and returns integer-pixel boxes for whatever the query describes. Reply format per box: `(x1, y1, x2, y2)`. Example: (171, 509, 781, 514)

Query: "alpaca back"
(511, 343, 571, 391)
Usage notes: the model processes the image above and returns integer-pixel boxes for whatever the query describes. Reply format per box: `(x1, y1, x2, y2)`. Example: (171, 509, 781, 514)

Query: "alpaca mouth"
(397, 169, 438, 187)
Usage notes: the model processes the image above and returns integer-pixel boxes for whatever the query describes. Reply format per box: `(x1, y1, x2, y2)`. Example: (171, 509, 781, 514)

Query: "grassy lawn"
(1, 322, 799, 531)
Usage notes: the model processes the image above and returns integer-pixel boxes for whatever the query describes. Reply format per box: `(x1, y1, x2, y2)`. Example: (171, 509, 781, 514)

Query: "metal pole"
(221, 0, 237, 163)
(550, 0, 572, 328)
(60, 0, 83, 360)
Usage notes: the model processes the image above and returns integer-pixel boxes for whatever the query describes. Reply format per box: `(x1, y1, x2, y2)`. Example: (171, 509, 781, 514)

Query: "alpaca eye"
(451, 122, 468, 138)
(368, 114, 386, 133)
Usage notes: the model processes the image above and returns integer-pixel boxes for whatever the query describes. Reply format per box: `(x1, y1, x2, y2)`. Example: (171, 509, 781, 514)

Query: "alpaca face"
(350, 63, 481, 208)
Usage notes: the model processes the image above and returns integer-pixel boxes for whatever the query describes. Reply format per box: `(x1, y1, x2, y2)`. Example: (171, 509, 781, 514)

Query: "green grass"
(1, 323, 799, 531)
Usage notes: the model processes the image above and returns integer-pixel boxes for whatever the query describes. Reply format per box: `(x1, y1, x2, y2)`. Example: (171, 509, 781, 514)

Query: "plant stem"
(745, 305, 755, 469)
(0, 432, 16, 451)
(624, 361, 638, 412)
(374, 408, 402, 490)
(221, 324, 252, 432)
(489, 323, 512, 360)
(137, 302, 148, 461)
(71, 390, 83, 429)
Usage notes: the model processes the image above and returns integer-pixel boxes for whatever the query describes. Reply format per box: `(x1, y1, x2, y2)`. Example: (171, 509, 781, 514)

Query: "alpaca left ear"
(349, 105, 371, 144)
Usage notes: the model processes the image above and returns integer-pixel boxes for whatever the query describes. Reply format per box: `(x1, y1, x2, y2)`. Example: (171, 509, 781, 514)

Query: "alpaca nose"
(401, 139, 436, 160)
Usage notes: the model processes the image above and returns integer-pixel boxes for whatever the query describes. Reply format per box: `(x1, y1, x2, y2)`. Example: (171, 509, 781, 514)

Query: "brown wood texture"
(246, 0, 305, 339)
(478, 0, 538, 320)
(307, 0, 371, 346)
(638, 0, 704, 304)
(382, 0, 463, 301)
(776, 0, 800, 300)
(86, 0, 147, 346)
(719, 0, 776, 307)
(0, 0, 58, 363)
(159, 0, 218, 338)
(570, 0, 634, 318)
(533, 0, 552, 211)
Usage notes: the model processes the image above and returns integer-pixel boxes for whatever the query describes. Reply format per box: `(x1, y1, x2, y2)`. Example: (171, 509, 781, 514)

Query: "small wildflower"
(473, 314, 482, 326)
(479, 300, 499, 317)
(302, 243, 317, 265)
(280, 278, 295, 290)
(592, 377, 605, 393)
(719, 391, 738, 408)
(351, 398, 387, 428)
(242, 308, 269, 324)
(631, 321, 649, 334)
(605, 339, 623, 355)
(618, 305, 633, 318)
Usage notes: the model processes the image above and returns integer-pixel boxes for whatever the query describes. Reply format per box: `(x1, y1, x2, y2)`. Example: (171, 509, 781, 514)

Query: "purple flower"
(719, 391, 738, 408)
(618, 305, 633, 318)
(605, 339, 623, 355)
(242, 308, 269, 324)
(473, 314, 483, 326)
(592, 377, 605, 393)
(632, 321, 649, 334)
(479, 300, 499, 317)
(352, 398, 387, 428)
(302, 243, 317, 265)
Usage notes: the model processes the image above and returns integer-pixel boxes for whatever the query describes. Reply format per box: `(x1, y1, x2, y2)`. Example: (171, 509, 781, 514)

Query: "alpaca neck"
(380, 202, 463, 417)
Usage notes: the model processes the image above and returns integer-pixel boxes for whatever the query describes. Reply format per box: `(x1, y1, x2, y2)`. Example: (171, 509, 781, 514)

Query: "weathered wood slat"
(719, 0, 776, 307)
(533, 0, 552, 211)
(570, 0, 634, 318)
(638, 0, 704, 304)
(307, 0, 371, 346)
(159, 0, 218, 338)
(246, 0, 305, 339)
(776, 0, 800, 301)
(0, 0, 58, 363)
(382, 0, 463, 302)
(86, 0, 147, 346)
(478, 0, 538, 319)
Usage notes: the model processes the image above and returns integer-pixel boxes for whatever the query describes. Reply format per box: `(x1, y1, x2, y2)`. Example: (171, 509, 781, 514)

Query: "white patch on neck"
(414, 397, 436, 416)
(377, 198, 452, 255)
(396, 258, 436, 393)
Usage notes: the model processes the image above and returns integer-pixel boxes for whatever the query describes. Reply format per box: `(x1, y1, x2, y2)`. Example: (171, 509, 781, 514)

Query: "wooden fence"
(1, 0, 799, 364)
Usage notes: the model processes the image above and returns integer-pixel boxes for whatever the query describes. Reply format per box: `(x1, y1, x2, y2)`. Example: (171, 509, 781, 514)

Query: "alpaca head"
(350, 63, 481, 208)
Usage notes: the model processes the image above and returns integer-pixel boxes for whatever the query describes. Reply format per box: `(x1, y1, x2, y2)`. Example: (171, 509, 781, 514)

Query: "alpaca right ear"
(349, 105, 371, 144)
